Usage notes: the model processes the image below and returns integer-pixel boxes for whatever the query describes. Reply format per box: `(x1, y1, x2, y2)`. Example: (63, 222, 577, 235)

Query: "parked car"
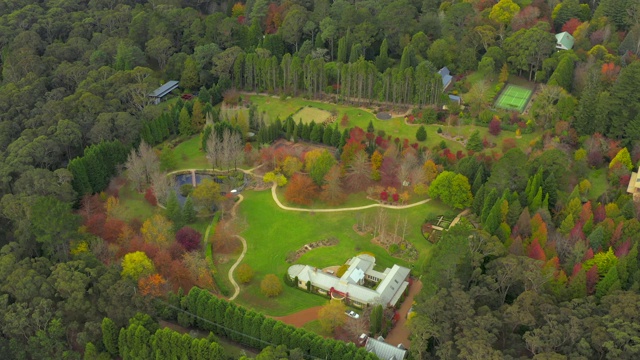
(345, 310, 360, 319)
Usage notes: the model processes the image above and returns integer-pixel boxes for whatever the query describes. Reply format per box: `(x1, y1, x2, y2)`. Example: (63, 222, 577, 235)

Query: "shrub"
(416, 126, 427, 141)
(336, 264, 349, 278)
(145, 188, 157, 206)
(176, 227, 202, 252)
(389, 244, 399, 254)
(260, 274, 283, 297)
(489, 118, 502, 136)
(437, 127, 443, 133)
(180, 184, 194, 197)
(236, 263, 255, 284)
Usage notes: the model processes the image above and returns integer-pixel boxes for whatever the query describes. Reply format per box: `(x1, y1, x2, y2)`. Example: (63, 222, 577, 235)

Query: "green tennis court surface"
(495, 84, 533, 112)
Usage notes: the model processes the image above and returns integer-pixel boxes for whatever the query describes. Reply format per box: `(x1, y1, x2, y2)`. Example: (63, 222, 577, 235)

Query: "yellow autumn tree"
(105, 196, 120, 218)
(423, 160, 439, 184)
(318, 300, 347, 334)
(141, 214, 173, 246)
(121, 251, 155, 280)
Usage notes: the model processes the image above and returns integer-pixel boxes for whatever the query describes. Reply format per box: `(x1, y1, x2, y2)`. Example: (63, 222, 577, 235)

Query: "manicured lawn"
(236, 281, 328, 316)
(234, 189, 449, 315)
(274, 188, 407, 209)
(162, 135, 210, 171)
(115, 181, 159, 222)
(247, 94, 538, 154)
(293, 107, 332, 124)
(588, 168, 608, 200)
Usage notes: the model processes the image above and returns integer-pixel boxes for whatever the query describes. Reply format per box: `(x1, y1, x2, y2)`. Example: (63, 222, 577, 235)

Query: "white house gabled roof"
(377, 265, 411, 306)
(365, 337, 407, 360)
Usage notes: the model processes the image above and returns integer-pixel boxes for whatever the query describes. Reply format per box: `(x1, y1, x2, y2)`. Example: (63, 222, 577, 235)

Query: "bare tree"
(373, 208, 389, 242)
(125, 141, 160, 192)
(399, 152, 419, 190)
(206, 130, 223, 169)
(346, 151, 372, 192)
(151, 171, 174, 204)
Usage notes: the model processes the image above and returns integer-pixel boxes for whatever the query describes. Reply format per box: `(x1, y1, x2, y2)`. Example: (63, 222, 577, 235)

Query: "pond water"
(172, 171, 247, 205)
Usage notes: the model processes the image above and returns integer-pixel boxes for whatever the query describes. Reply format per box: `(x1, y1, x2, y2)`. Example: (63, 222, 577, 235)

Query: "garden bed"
(286, 237, 340, 263)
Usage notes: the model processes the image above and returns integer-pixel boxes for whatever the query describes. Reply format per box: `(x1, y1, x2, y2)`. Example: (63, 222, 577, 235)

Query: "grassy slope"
(234, 189, 448, 315)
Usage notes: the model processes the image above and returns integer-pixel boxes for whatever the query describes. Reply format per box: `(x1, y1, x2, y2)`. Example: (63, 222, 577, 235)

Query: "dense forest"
(1, 0, 640, 359)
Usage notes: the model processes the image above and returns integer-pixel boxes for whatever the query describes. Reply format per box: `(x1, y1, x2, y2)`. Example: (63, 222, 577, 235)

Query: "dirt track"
(272, 305, 323, 327)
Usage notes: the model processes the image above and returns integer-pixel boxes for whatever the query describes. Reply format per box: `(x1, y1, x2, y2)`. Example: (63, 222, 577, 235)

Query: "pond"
(172, 171, 248, 205)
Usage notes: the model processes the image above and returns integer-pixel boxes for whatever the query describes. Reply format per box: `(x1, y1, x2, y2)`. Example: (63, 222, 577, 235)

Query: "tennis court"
(494, 84, 533, 113)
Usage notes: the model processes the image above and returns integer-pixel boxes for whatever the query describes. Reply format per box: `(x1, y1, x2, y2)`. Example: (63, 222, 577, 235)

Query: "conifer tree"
(331, 124, 341, 147)
(416, 125, 427, 141)
(183, 196, 196, 224)
(179, 107, 193, 136)
(323, 125, 333, 145)
(472, 185, 486, 216)
(166, 191, 184, 231)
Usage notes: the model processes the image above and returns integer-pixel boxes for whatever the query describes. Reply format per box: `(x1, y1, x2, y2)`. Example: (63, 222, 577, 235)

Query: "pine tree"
(472, 185, 486, 216)
(416, 125, 427, 141)
(472, 166, 485, 195)
(331, 124, 341, 147)
(367, 120, 375, 133)
(102, 317, 119, 356)
(596, 266, 620, 299)
(559, 213, 574, 235)
(322, 125, 333, 145)
(484, 201, 502, 234)
(337, 36, 348, 63)
(375, 38, 390, 72)
(466, 130, 483, 152)
(302, 123, 311, 140)
(179, 107, 193, 136)
(481, 188, 498, 223)
(530, 187, 542, 212)
(165, 191, 183, 232)
(183, 196, 196, 224)
(542, 172, 557, 209)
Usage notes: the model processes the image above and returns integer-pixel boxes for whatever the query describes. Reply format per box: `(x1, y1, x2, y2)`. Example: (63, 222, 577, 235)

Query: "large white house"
(287, 254, 410, 308)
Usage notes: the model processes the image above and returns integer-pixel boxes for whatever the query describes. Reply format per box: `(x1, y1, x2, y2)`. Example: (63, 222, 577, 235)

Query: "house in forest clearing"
(288, 254, 410, 308)
(148, 80, 179, 105)
(555, 32, 575, 51)
(438, 67, 453, 90)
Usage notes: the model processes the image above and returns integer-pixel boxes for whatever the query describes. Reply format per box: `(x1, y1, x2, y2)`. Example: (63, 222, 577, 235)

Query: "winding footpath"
(227, 194, 248, 301)
(270, 183, 431, 212)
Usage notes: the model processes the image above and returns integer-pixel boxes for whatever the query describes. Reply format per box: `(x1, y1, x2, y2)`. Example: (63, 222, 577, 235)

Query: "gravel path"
(227, 194, 247, 301)
(270, 184, 431, 212)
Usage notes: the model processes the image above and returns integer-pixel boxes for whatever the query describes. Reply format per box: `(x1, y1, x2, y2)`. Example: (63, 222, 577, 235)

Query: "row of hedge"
(158, 287, 379, 360)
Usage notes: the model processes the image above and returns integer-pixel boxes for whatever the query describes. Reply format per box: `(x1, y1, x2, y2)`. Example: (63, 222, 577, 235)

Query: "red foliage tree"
(601, 62, 621, 83)
(284, 173, 318, 205)
(144, 187, 158, 206)
(176, 226, 203, 252)
(528, 238, 547, 262)
(587, 150, 604, 167)
(166, 260, 195, 292)
(347, 126, 366, 145)
(586, 265, 599, 295)
(265, 3, 285, 34)
(509, 236, 524, 256)
(615, 240, 632, 257)
(392, 193, 400, 202)
(561, 18, 582, 35)
(80, 194, 105, 219)
(103, 218, 126, 243)
(85, 213, 107, 238)
(380, 156, 400, 188)
(593, 204, 606, 223)
(380, 191, 389, 202)
(571, 263, 583, 277)
(569, 221, 585, 241)
(583, 248, 594, 261)
(168, 242, 186, 260)
(579, 201, 593, 224)
(489, 118, 502, 136)
(511, 6, 541, 31)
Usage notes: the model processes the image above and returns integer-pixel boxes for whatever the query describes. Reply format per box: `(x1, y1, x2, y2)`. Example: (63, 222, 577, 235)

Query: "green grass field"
(161, 135, 210, 171)
(233, 189, 449, 315)
(588, 168, 608, 200)
(247, 94, 538, 154)
(294, 106, 332, 124)
(495, 84, 533, 113)
(115, 182, 159, 221)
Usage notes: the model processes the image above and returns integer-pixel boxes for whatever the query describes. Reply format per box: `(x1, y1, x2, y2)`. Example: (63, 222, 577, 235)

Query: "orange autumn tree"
(285, 173, 318, 205)
(138, 274, 167, 297)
